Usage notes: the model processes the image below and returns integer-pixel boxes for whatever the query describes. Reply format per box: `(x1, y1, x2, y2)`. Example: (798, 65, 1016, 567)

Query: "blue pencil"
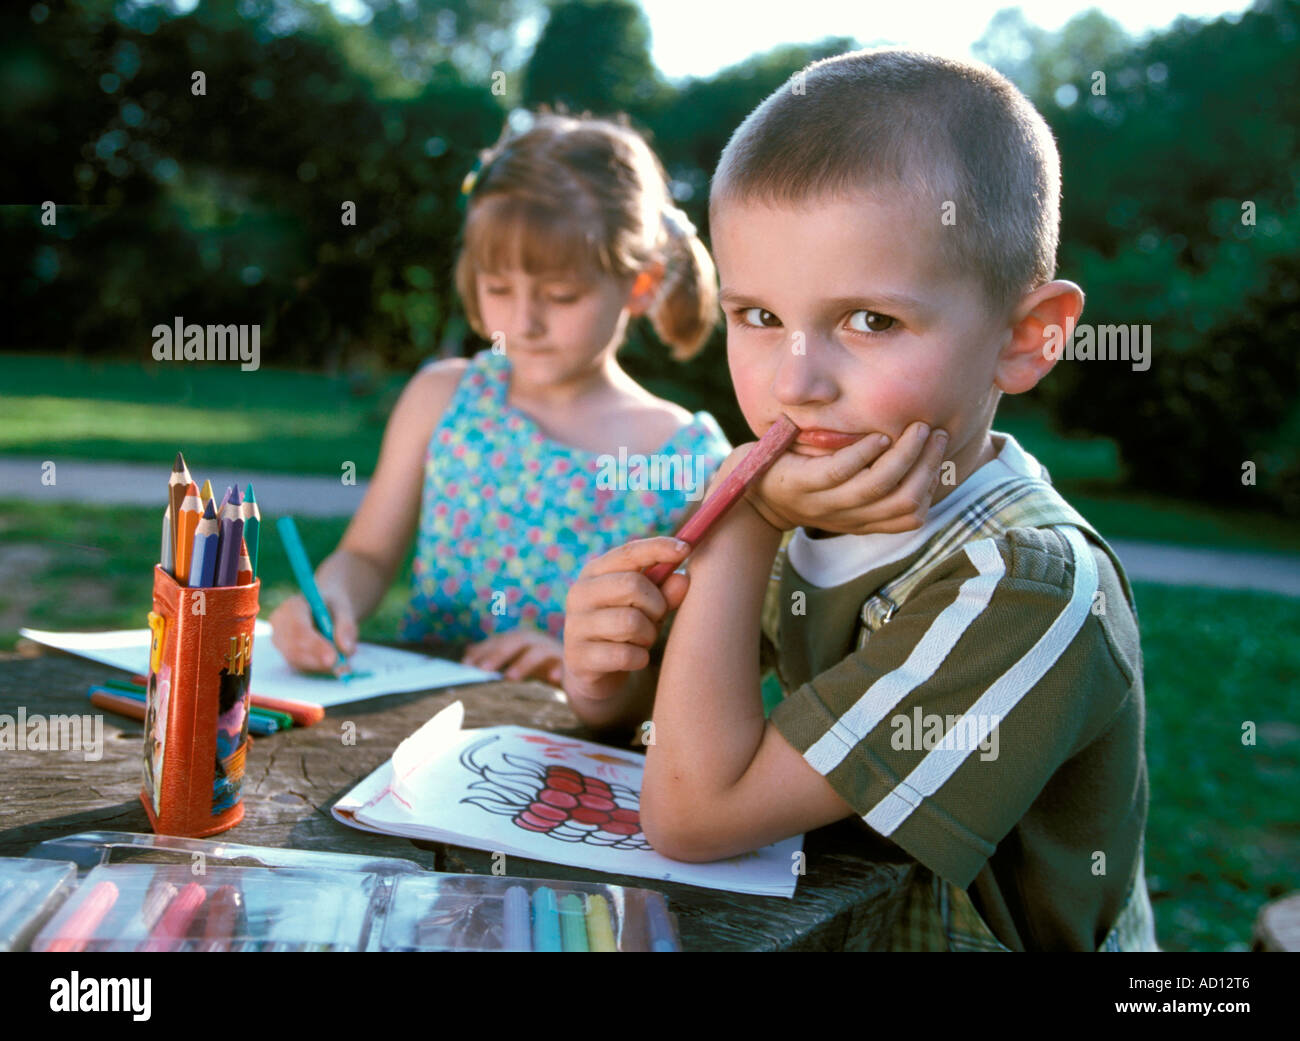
(645, 895, 677, 952)
(531, 887, 562, 952)
(189, 499, 219, 588)
(503, 886, 531, 951)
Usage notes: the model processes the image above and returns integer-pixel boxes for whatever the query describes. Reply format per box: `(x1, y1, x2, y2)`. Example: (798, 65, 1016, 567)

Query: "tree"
(523, 0, 667, 116)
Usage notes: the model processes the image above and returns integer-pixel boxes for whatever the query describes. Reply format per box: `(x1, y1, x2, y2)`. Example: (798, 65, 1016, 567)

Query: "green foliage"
(979, 1, 1300, 514)
(524, 0, 668, 115)
(4, 0, 1298, 516)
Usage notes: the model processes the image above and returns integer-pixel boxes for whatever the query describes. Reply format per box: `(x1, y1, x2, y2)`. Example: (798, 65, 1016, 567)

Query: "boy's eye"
(739, 307, 781, 328)
(847, 309, 896, 333)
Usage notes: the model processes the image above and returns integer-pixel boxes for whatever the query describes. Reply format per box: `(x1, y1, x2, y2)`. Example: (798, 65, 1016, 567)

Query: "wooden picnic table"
(0, 642, 914, 951)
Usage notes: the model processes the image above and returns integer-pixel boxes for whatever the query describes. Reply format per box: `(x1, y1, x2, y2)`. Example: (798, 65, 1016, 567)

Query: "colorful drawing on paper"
(459, 736, 650, 850)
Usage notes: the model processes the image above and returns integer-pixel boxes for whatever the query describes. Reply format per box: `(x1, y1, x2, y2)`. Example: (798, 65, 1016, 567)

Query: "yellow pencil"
(585, 894, 617, 951)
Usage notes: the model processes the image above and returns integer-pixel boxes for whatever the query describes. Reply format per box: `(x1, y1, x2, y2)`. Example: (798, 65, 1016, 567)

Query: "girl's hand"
(268, 593, 358, 673)
(463, 628, 566, 685)
(562, 537, 692, 701)
(744, 421, 949, 535)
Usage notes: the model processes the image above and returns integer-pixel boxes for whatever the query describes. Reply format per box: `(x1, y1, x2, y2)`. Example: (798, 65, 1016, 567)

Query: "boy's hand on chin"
(744, 420, 949, 535)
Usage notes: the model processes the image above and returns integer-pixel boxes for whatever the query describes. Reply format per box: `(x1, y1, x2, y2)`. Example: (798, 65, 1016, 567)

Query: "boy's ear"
(994, 280, 1085, 395)
(628, 260, 666, 316)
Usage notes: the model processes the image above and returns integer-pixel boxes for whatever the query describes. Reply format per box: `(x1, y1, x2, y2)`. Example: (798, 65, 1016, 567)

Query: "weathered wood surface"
(0, 646, 912, 951)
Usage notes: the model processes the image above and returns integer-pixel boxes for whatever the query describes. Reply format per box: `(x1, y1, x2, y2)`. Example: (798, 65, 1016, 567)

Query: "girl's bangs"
(467, 194, 612, 282)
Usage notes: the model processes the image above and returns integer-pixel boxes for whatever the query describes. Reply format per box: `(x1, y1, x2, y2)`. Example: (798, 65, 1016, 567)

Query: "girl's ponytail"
(649, 205, 719, 362)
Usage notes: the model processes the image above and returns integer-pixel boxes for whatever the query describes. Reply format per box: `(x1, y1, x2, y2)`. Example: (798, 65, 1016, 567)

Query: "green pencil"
(243, 483, 260, 578)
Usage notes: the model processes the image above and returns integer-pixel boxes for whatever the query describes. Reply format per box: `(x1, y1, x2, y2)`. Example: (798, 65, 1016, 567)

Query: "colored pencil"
(128, 674, 327, 728)
(644, 413, 800, 585)
(139, 881, 206, 951)
(645, 895, 677, 952)
(277, 515, 351, 675)
(199, 478, 214, 505)
(503, 885, 531, 951)
(585, 894, 617, 951)
(93, 875, 178, 950)
(189, 499, 219, 588)
(168, 451, 192, 569)
(89, 687, 280, 734)
(44, 881, 119, 952)
(236, 537, 253, 586)
(246, 694, 324, 727)
(243, 482, 261, 578)
(175, 481, 203, 584)
(559, 893, 589, 951)
(530, 886, 562, 952)
(159, 507, 174, 577)
(196, 885, 242, 952)
(89, 689, 147, 722)
(215, 484, 245, 587)
(91, 683, 284, 731)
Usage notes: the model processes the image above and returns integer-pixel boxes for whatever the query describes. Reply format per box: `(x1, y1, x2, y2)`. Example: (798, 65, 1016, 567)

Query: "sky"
(630, 0, 1257, 79)
(318, 0, 1258, 80)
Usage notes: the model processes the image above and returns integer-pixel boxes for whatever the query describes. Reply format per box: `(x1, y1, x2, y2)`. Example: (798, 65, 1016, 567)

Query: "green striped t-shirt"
(766, 437, 1148, 951)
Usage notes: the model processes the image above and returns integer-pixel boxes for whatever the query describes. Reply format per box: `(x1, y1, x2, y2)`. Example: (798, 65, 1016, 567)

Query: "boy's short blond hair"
(710, 47, 1061, 314)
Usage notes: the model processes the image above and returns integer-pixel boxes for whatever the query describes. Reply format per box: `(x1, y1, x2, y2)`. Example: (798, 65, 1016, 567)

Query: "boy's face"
(712, 188, 1009, 482)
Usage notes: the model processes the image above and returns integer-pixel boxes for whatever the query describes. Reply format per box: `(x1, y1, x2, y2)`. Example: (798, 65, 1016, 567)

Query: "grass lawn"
(2, 497, 1296, 952)
(0, 352, 408, 476)
(3, 351, 1298, 553)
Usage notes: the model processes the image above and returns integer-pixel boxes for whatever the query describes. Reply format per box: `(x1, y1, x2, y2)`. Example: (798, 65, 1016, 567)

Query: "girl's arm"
(270, 359, 467, 670)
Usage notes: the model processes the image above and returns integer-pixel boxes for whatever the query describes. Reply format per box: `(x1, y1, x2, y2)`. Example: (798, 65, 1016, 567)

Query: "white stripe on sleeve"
(865, 525, 1099, 836)
(804, 538, 1006, 775)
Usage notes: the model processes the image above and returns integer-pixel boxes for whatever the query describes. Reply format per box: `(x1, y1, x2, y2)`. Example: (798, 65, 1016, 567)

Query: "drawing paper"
(19, 622, 500, 707)
(334, 702, 802, 897)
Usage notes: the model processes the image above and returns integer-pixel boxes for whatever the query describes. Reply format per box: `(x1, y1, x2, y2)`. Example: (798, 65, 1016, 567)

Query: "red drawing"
(459, 736, 650, 850)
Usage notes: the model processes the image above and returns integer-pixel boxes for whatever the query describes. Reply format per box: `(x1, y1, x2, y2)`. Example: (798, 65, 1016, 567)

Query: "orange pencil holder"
(141, 565, 260, 837)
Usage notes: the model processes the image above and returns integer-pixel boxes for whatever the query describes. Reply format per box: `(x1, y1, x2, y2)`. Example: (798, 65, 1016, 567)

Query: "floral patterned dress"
(398, 349, 732, 644)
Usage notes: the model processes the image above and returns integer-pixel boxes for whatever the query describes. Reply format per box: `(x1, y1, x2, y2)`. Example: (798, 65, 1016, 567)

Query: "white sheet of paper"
(19, 622, 500, 707)
(334, 702, 802, 897)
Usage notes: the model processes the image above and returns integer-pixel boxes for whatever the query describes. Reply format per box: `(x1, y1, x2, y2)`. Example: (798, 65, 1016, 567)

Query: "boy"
(562, 47, 1156, 952)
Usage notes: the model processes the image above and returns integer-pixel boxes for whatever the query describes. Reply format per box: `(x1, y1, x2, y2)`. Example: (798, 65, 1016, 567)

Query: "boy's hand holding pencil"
(563, 537, 693, 702)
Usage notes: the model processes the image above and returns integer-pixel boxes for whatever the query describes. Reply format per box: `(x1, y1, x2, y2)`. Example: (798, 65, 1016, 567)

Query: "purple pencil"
(189, 499, 219, 588)
(215, 484, 245, 587)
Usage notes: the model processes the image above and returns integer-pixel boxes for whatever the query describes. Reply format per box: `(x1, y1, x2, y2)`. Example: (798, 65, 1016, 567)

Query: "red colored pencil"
(644, 414, 799, 585)
(90, 689, 147, 722)
(44, 881, 119, 952)
(138, 882, 206, 951)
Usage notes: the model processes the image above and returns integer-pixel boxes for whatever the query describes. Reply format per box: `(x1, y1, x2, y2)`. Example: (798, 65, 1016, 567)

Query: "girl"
(270, 109, 732, 684)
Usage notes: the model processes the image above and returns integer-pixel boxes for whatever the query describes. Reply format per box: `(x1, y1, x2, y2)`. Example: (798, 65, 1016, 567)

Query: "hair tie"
(458, 156, 485, 212)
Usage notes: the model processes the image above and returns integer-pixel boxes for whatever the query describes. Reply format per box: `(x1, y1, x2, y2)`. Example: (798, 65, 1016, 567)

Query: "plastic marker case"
(142, 565, 260, 836)
(380, 874, 681, 952)
(0, 858, 78, 952)
(20, 831, 682, 952)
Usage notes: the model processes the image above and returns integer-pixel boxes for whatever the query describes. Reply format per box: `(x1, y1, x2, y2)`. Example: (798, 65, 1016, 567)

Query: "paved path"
(0, 455, 366, 518)
(2, 455, 1298, 595)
